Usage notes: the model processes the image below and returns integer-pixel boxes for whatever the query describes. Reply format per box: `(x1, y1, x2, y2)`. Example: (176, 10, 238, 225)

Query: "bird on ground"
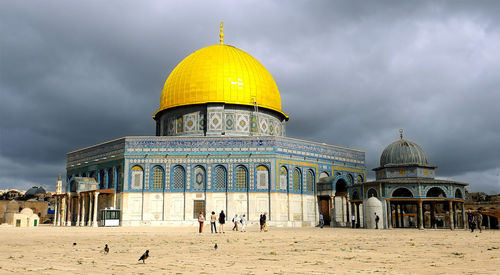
(104, 244, 109, 254)
(73, 243, 77, 246)
(138, 250, 149, 263)
(214, 243, 218, 250)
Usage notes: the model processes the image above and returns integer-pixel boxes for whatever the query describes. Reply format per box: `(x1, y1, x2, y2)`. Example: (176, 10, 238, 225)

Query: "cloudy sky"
(1, 0, 499, 193)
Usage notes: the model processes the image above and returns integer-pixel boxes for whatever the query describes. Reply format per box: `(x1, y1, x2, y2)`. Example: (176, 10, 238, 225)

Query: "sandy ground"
(0, 224, 499, 274)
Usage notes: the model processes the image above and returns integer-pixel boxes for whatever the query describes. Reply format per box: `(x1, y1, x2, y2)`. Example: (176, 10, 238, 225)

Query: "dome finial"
(399, 128, 404, 139)
(219, 22, 224, 45)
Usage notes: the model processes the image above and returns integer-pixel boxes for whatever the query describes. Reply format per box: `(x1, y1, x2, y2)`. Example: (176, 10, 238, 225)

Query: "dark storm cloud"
(1, 1, 499, 193)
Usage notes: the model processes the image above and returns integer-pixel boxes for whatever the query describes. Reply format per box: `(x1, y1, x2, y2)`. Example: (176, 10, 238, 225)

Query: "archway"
(333, 179, 349, 226)
(426, 187, 446, 198)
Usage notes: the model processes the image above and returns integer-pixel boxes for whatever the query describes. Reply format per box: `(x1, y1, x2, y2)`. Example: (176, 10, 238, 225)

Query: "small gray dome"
(25, 186, 46, 197)
(380, 139, 428, 167)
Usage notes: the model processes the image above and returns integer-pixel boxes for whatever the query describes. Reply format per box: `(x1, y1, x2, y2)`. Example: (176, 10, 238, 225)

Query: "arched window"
(426, 187, 446, 198)
(392, 187, 413, 197)
(356, 175, 363, 184)
(235, 166, 248, 190)
(306, 170, 314, 192)
(347, 174, 354, 184)
(193, 166, 205, 190)
(172, 166, 185, 190)
(367, 188, 378, 198)
(131, 165, 144, 190)
(455, 188, 463, 199)
(152, 166, 164, 189)
(256, 165, 269, 190)
(279, 166, 288, 190)
(214, 165, 227, 191)
(351, 191, 360, 200)
(293, 168, 302, 192)
(335, 179, 347, 194)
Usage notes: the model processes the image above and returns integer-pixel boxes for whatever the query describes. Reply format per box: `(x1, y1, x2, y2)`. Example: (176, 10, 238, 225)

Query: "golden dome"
(155, 44, 287, 118)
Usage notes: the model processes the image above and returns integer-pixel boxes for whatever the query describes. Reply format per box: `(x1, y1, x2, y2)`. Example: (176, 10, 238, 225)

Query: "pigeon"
(73, 243, 77, 246)
(104, 244, 109, 254)
(138, 250, 149, 264)
(214, 243, 218, 250)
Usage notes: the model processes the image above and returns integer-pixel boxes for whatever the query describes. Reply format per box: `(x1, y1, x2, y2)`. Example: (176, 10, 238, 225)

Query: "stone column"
(61, 196, 66, 226)
(462, 203, 467, 229)
(400, 204, 405, 228)
(53, 197, 58, 226)
(113, 193, 116, 209)
(92, 192, 99, 227)
(487, 215, 491, 229)
(448, 201, 454, 230)
(66, 194, 72, 226)
(395, 203, 400, 228)
(332, 196, 336, 225)
(80, 194, 86, 226)
(387, 200, 392, 229)
(418, 200, 424, 230)
(76, 194, 81, 226)
(88, 194, 93, 227)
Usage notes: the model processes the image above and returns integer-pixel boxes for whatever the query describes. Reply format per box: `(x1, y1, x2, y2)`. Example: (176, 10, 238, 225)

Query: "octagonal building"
(54, 26, 366, 227)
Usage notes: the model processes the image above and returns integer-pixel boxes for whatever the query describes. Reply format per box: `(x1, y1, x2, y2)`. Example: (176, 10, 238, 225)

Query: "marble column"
(387, 200, 392, 229)
(395, 204, 400, 228)
(400, 204, 405, 228)
(53, 197, 58, 226)
(88, 194, 93, 227)
(80, 194, 86, 226)
(487, 215, 491, 229)
(418, 200, 424, 230)
(462, 203, 467, 229)
(92, 192, 99, 227)
(66, 194, 72, 226)
(76, 194, 81, 226)
(61, 197, 66, 226)
(449, 201, 454, 230)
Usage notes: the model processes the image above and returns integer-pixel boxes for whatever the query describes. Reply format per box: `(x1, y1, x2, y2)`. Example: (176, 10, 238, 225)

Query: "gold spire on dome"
(219, 22, 224, 45)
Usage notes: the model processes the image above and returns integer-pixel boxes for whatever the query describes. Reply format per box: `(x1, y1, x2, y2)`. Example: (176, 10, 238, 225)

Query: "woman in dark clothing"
(218, 210, 226, 233)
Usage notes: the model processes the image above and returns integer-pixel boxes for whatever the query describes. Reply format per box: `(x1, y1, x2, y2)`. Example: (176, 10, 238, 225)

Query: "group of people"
(198, 210, 263, 233)
(467, 209, 484, 233)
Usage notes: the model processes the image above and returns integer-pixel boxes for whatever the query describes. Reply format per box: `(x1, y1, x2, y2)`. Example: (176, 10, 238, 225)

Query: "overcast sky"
(1, 0, 499, 193)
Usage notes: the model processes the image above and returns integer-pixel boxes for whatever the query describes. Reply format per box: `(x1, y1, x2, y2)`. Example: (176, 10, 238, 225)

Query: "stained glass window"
(152, 166, 164, 189)
(172, 166, 185, 190)
(306, 170, 314, 192)
(214, 166, 226, 190)
(293, 168, 301, 192)
(235, 166, 247, 190)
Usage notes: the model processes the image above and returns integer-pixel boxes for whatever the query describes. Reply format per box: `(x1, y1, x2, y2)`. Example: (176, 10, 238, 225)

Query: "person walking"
(259, 214, 264, 232)
(232, 214, 239, 231)
(351, 214, 356, 228)
(375, 213, 380, 229)
(240, 214, 247, 232)
(319, 213, 324, 228)
(218, 210, 226, 233)
(198, 212, 205, 233)
(467, 209, 475, 232)
(210, 211, 217, 233)
(262, 212, 268, 232)
(476, 211, 483, 233)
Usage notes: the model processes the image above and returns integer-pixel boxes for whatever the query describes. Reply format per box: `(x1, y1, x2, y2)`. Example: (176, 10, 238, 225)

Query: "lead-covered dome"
(380, 139, 429, 167)
(154, 44, 287, 119)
